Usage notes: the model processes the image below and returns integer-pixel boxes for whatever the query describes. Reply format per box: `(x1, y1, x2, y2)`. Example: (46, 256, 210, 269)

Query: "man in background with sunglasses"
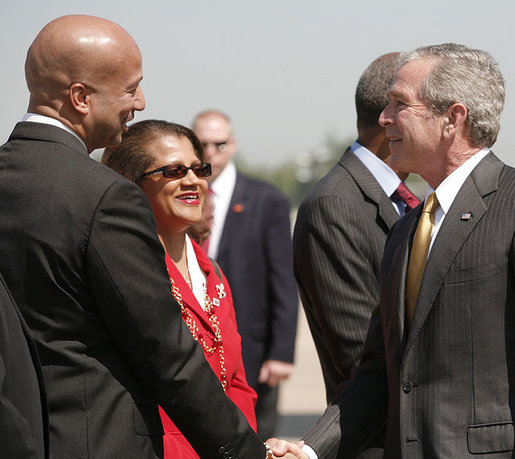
(0, 15, 273, 459)
(193, 110, 299, 440)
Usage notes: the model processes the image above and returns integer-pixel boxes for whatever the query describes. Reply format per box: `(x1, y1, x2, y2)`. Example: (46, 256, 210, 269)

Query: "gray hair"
(402, 43, 505, 148)
(355, 52, 401, 130)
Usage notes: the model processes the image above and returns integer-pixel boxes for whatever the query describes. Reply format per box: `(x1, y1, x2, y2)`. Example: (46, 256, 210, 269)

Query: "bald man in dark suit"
(0, 15, 265, 458)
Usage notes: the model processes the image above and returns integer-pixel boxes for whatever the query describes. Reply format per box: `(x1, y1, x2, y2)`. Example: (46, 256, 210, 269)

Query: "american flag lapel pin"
(461, 212, 472, 221)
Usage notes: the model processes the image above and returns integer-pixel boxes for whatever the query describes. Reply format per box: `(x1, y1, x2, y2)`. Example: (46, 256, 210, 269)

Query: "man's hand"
(267, 438, 308, 458)
(258, 360, 294, 387)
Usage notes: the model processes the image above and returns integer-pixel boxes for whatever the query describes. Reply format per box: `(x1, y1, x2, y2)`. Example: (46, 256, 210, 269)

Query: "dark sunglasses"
(140, 163, 212, 180)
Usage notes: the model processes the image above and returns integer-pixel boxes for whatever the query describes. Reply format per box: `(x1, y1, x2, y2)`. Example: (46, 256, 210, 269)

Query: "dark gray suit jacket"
(303, 152, 515, 458)
(293, 148, 399, 402)
(0, 272, 48, 458)
(0, 122, 265, 458)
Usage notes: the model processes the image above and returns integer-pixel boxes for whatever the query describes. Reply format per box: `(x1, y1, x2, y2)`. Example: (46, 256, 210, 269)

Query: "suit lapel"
(405, 152, 502, 352)
(341, 149, 400, 231)
(217, 174, 248, 260)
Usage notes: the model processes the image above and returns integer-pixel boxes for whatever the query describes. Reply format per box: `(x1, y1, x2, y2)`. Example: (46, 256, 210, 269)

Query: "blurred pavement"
(276, 304, 326, 440)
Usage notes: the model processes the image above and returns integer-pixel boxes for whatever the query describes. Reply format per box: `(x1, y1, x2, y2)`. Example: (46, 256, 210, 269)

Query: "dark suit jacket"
(0, 272, 48, 458)
(293, 148, 399, 403)
(0, 122, 265, 458)
(303, 152, 515, 458)
(216, 173, 298, 388)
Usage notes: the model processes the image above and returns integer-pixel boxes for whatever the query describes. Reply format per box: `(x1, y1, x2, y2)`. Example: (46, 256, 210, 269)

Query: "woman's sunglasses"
(140, 163, 212, 180)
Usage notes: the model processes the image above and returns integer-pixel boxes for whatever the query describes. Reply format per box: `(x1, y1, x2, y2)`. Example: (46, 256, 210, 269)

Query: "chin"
(107, 135, 123, 148)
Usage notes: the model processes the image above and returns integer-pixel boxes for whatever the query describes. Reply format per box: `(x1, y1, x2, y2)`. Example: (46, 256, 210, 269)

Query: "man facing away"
(0, 15, 268, 458)
(272, 43, 515, 459)
(292, 52, 419, 459)
(193, 110, 299, 440)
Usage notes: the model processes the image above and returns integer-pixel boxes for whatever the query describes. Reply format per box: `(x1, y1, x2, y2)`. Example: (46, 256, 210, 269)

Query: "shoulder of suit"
(298, 161, 358, 206)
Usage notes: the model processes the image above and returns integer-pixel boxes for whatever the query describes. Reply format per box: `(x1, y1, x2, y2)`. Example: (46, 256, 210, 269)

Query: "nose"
(379, 102, 394, 127)
(182, 168, 200, 185)
(134, 85, 146, 111)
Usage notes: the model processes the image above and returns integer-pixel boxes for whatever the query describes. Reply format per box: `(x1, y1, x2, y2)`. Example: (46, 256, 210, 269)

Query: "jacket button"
(403, 382, 414, 393)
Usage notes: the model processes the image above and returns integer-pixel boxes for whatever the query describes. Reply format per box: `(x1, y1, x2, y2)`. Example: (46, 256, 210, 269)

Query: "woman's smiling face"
(140, 134, 208, 235)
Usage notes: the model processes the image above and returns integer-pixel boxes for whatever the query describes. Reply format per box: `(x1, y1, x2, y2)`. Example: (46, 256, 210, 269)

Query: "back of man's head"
(355, 52, 401, 132)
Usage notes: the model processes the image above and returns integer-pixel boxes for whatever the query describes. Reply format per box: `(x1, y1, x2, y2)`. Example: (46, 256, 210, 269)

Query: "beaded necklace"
(170, 278, 227, 391)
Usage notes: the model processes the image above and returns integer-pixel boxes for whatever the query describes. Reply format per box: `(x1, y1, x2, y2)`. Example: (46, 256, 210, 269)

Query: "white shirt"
(427, 148, 489, 254)
(351, 141, 403, 215)
(185, 235, 208, 310)
(23, 113, 88, 152)
(207, 161, 237, 259)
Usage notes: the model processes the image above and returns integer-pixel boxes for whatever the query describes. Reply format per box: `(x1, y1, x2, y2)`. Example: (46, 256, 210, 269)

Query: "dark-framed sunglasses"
(140, 163, 212, 180)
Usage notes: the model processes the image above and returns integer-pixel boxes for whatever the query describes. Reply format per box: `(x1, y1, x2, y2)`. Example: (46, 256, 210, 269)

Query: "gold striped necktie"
(405, 192, 439, 328)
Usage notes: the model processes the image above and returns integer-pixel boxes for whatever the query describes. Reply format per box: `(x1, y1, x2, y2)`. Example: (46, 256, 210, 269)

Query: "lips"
(176, 193, 200, 205)
(388, 135, 402, 144)
(121, 114, 134, 132)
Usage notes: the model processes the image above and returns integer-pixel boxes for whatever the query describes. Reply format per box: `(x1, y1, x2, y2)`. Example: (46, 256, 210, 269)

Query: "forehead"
(195, 116, 231, 138)
(150, 134, 198, 162)
(389, 59, 435, 99)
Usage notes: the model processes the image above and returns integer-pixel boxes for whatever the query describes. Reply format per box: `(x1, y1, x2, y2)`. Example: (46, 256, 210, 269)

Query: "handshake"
(267, 438, 310, 459)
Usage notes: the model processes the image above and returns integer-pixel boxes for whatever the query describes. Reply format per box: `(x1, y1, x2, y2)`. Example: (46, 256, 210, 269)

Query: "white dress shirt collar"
(351, 140, 401, 198)
(23, 113, 88, 152)
(351, 140, 403, 214)
(207, 161, 237, 259)
(427, 148, 489, 251)
(185, 235, 208, 310)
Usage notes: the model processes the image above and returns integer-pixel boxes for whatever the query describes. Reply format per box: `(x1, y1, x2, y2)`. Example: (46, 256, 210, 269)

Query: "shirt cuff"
(302, 444, 318, 459)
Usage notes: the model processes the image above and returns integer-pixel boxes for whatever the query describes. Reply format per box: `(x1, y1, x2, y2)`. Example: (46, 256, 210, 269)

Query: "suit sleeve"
(293, 195, 382, 400)
(85, 180, 264, 458)
(263, 189, 298, 363)
(223, 273, 258, 431)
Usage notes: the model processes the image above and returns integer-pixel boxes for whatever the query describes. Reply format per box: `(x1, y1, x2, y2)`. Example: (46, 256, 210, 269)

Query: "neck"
(158, 230, 187, 262)
(423, 146, 482, 188)
(159, 230, 192, 287)
(357, 128, 385, 158)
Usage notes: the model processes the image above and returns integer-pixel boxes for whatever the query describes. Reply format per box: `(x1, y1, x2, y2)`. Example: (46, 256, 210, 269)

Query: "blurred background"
(3, 0, 514, 438)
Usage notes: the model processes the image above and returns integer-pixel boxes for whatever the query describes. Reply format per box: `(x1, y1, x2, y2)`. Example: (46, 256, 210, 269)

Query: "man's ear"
(444, 103, 467, 135)
(69, 83, 89, 115)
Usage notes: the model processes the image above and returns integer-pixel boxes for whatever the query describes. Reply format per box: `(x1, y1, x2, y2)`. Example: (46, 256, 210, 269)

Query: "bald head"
(25, 15, 145, 151)
(27, 15, 137, 101)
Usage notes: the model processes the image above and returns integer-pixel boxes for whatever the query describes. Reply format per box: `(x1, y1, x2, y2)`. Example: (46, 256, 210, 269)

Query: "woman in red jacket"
(102, 120, 257, 458)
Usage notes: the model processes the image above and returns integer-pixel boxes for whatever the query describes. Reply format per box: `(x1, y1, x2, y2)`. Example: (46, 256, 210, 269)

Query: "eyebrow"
(388, 88, 404, 100)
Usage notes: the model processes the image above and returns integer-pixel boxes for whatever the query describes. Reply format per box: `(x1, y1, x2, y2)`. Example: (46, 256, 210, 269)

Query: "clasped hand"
(267, 438, 308, 458)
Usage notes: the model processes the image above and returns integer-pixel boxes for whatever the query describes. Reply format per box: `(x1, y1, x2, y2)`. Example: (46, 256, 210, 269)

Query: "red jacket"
(160, 239, 257, 458)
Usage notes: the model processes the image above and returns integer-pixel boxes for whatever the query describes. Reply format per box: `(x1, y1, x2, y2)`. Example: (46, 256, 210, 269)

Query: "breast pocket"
(468, 421, 515, 454)
(444, 262, 499, 285)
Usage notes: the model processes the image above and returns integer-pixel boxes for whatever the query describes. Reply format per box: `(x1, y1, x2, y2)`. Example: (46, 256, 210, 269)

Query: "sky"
(2, 0, 515, 168)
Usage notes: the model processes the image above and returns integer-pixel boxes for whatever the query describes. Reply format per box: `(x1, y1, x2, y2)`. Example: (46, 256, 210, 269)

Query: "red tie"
(392, 182, 420, 212)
